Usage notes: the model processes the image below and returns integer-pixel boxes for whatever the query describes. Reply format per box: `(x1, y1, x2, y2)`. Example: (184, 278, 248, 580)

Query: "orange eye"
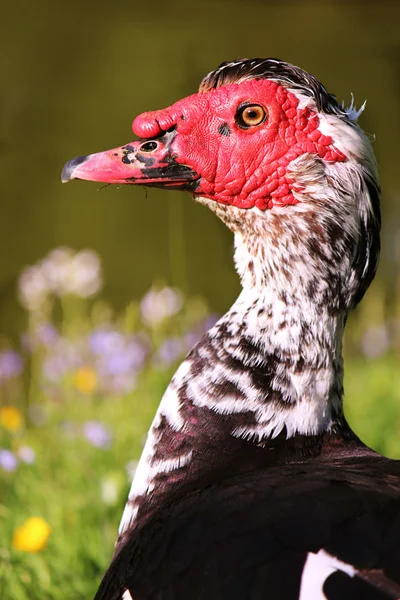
(236, 104, 267, 128)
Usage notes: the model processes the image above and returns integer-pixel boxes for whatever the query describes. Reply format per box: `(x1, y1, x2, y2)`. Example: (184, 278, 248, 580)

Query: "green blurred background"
(1, 0, 400, 337)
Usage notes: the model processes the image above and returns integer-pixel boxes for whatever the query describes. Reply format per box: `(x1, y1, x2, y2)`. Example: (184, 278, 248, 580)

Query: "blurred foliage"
(0, 247, 215, 599)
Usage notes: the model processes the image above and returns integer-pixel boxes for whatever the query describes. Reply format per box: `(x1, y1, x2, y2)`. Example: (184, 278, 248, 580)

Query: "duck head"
(61, 59, 349, 209)
(62, 58, 380, 309)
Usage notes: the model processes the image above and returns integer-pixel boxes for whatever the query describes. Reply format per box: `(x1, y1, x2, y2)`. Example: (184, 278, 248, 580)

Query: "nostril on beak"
(139, 141, 158, 153)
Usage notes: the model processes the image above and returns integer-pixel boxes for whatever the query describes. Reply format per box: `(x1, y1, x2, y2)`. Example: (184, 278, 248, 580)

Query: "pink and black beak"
(61, 130, 200, 191)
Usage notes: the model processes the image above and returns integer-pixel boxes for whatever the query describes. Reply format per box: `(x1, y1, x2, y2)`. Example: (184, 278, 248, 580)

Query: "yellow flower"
(0, 406, 24, 432)
(13, 517, 51, 553)
(74, 366, 97, 395)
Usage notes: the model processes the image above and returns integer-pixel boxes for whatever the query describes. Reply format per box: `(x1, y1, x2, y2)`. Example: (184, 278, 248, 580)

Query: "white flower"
(39, 247, 75, 296)
(40, 247, 103, 298)
(17, 446, 36, 464)
(140, 287, 183, 326)
(100, 474, 124, 506)
(18, 266, 49, 311)
(19, 247, 103, 308)
(360, 325, 390, 359)
(70, 250, 102, 297)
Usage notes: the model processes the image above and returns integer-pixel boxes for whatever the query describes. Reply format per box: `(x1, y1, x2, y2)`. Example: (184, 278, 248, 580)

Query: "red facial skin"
(63, 79, 346, 210)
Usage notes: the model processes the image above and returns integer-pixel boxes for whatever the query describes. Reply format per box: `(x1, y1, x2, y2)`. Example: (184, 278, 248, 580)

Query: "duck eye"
(236, 104, 267, 129)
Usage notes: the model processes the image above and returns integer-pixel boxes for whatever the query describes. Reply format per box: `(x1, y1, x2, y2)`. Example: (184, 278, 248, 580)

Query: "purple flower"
(83, 421, 111, 448)
(89, 329, 124, 356)
(0, 351, 24, 380)
(103, 373, 137, 395)
(36, 323, 59, 347)
(126, 336, 149, 369)
(99, 337, 147, 377)
(202, 313, 220, 331)
(184, 330, 203, 350)
(155, 337, 185, 368)
(92, 333, 148, 394)
(0, 449, 18, 472)
(41, 337, 83, 384)
(100, 352, 133, 376)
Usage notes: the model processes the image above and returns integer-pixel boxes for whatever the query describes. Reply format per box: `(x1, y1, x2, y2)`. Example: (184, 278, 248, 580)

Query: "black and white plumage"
(62, 58, 400, 600)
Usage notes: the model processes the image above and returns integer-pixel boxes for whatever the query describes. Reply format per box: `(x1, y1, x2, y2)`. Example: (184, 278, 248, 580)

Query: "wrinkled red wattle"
(132, 80, 346, 210)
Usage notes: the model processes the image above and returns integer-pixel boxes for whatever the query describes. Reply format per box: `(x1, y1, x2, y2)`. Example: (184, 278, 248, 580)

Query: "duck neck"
(227, 224, 347, 440)
(117, 204, 356, 542)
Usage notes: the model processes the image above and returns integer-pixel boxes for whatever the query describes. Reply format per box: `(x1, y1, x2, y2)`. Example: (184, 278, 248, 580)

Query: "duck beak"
(61, 130, 199, 190)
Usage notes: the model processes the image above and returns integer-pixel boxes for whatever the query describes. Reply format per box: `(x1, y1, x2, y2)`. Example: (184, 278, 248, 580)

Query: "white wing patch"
(118, 361, 194, 535)
(299, 549, 355, 600)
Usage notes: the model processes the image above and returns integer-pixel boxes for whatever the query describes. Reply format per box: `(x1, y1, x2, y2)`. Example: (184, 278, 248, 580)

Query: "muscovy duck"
(62, 58, 400, 600)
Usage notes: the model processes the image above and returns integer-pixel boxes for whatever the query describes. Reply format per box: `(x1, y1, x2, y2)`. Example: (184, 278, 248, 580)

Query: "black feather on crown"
(200, 58, 350, 120)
